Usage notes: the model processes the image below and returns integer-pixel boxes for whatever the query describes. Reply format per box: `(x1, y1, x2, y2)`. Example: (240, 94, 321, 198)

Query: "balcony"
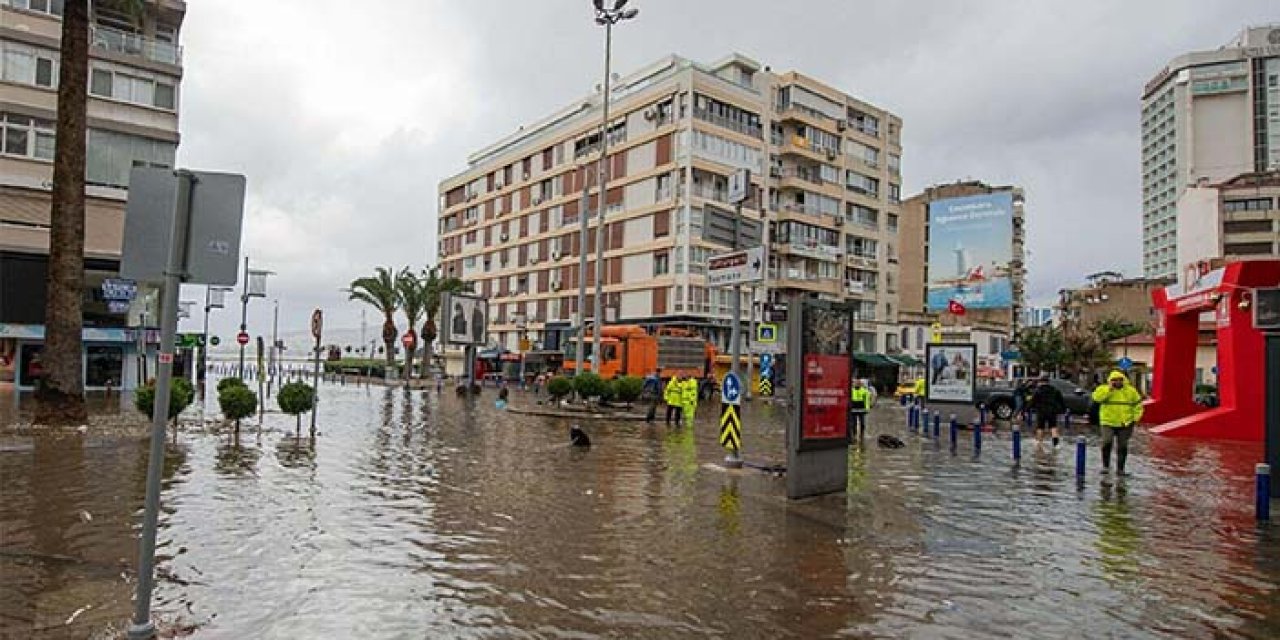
(91, 25, 181, 65)
(693, 108, 762, 139)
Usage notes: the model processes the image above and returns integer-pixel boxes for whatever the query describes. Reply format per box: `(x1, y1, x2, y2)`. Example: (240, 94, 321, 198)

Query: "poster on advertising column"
(925, 343, 977, 403)
(799, 304, 853, 444)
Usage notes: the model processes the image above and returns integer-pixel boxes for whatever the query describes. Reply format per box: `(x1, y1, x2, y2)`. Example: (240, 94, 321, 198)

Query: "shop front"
(0, 324, 153, 391)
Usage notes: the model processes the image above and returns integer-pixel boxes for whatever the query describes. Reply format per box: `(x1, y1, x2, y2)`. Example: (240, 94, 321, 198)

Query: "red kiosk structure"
(1145, 259, 1280, 441)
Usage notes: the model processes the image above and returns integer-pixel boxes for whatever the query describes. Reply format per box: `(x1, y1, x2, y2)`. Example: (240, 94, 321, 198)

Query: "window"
(847, 236, 878, 259)
(1223, 198, 1273, 212)
(846, 203, 878, 228)
(654, 251, 670, 276)
(8, 0, 64, 16)
(89, 66, 178, 111)
(848, 109, 879, 136)
(845, 171, 879, 197)
(887, 213, 898, 233)
(888, 183, 901, 204)
(796, 125, 840, 155)
(888, 153, 901, 174)
(0, 113, 55, 161)
(692, 93, 762, 138)
(1224, 219, 1274, 234)
(2, 44, 57, 88)
(690, 130, 762, 171)
(846, 139, 879, 166)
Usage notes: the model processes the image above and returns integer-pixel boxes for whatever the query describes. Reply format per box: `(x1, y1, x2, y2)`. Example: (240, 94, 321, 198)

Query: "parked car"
(975, 378, 1092, 420)
(893, 382, 917, 399)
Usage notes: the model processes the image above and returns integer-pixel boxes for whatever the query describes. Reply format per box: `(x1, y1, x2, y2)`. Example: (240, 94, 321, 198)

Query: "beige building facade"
(437, 53, 903, 356)
(1176, 171, 1280, 269)
(0, 0, 186, 388)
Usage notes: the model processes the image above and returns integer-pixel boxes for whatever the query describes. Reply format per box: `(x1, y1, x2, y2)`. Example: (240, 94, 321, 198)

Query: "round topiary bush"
(572, 372, 606, 399)
(134, 377, 195, 424)
(217, 377, 248, 393)
(218, 384, 258, 435)
(613, 375, 644, 405)
(546, 376, 573, 400)
(277, 381, 316, 435)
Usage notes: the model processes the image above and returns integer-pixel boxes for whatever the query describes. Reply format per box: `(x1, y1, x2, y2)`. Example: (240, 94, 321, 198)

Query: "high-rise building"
(436, 53, 903, 358)
(1140, 24, 1280, 279)
(0, 1, 185, 389)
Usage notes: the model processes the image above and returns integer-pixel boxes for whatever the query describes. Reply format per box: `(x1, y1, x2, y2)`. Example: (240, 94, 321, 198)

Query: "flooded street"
(2, 380, 1278, 638)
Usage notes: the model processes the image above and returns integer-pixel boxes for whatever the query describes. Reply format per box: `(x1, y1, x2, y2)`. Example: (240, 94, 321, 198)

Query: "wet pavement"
(1, 379, 1278, 638)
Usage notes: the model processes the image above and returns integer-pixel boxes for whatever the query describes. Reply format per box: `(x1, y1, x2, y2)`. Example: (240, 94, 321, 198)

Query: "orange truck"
(562, 325, 715, 379)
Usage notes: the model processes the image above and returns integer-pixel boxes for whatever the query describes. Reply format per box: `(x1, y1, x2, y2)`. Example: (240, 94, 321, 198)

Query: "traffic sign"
(1001, 350, 1020, 362)
(757, 323, 778, 343)
(236, 331, 249, 346)
(1118, 356, 1133, 371)
(707, 246, 765, 287)
(209, 336, 221, 346)
(721, 371, 742, 405)
(719, 404, 742, 451)
(311, 309, 324, 340)
(401, 331, 416, 348)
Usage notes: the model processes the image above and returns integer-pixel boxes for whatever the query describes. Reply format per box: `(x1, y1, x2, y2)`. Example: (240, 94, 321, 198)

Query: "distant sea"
(927, 279, 1013, 311)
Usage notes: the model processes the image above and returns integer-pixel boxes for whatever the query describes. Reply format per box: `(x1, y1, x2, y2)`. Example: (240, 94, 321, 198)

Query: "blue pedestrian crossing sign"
(1118, 356, 1133, 371)
(721, 372, 742, 405)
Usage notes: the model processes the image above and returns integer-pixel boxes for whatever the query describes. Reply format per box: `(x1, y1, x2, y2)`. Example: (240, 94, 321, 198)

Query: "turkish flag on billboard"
(948, 300, 967, 316)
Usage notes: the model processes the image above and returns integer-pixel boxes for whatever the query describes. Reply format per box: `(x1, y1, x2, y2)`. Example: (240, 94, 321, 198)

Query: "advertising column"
(787, 298, 855, 499)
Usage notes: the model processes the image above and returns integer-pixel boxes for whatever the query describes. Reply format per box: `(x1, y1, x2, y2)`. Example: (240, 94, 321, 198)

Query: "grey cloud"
(176, 0, 1276, 341)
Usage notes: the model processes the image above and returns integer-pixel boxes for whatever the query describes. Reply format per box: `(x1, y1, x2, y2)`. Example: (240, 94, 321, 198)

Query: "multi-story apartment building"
(436, 53, 903, 357)
(1141, 24, 1280, 279)
(0, 0, 185, 389)
(1054, 271, 1171, 332)
(897, 181, 1025, 365)
(1176, 170, 1280, 268)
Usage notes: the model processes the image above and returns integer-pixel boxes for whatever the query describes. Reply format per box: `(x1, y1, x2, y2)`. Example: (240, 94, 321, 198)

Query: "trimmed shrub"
(572, 372, 606, 399)
(218, 385, 258, 435)
(217, 377, 247, 394)
(323, 359, 387, 378)
(278, 381, 317, 435)
(546, 376, 573, 400)
(134, 377, 195, 423)
(597, 378, 617, 404)
(613, 376, 644, 404)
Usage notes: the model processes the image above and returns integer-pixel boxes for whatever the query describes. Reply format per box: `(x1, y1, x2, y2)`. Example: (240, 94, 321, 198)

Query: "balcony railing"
(693, 108, 762, 138)
(91, 25, 181, 65)
(778, 168, 827, 186)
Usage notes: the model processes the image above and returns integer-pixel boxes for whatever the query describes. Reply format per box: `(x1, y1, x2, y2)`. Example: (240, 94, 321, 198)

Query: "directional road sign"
(721, 371, 742, 406)
(757, 323, 777, 343)
(1118, 356, 1133, 371)
(719, 404, 742, 451)
(708, 246, 765, 287)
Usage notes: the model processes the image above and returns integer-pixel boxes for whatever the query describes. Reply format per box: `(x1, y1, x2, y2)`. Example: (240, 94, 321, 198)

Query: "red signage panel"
(801, 354, 849, 440)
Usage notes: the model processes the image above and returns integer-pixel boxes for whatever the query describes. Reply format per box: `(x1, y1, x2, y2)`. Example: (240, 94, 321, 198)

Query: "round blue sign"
(1118, 356, 1133, 371)
(721, 372, 742, 405)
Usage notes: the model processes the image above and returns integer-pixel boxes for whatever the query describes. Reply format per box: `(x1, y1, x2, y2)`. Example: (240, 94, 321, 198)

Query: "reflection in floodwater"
(1, 382, 1278, 638)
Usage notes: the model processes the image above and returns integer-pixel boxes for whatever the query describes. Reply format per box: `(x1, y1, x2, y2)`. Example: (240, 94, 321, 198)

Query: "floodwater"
(1, 380, 1278, 639)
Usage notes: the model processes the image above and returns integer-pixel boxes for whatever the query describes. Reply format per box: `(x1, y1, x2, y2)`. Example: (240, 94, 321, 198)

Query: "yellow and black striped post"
(719, 403, 742, 452)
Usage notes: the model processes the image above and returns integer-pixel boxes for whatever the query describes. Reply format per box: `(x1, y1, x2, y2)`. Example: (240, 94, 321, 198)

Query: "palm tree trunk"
(381, 315, 396, 373)
(35, 0, 90, 425)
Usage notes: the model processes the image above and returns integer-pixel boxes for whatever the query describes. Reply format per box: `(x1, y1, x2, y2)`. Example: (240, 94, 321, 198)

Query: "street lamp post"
(201, 286, 232, 386)
(237, 257, 272, 379)
(589, 0, 638, 372)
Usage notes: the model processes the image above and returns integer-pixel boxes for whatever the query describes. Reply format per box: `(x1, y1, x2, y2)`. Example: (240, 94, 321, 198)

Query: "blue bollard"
(920, 409, 929, 434)
(933, 413, 941, 439)
(1258, 464, 1272, 522)
(907, 405, 917, 429)
(1012, 426, 1022, 462)
(900, 394, 907, 407)
(949, 417, 958, 450)
(1075, 436, 1087, 478)
(979, 405, 987, 426)
(973, 418, 982, 453)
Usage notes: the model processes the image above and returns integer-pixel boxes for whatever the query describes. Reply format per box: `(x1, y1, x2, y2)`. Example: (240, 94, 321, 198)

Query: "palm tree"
(38, 0, 145, 425)
(396, 269, 425, 381)
(347, 267, 400, 371)
(419, 267, 467, 375)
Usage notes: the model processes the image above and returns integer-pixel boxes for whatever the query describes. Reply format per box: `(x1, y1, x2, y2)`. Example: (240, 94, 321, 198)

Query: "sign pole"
(128, 171, 194, 640)
(745, 289, 756, 400)
(310, 309, 323, 438)
(237, 255, 248, 379)
(731, 198, 743, 381)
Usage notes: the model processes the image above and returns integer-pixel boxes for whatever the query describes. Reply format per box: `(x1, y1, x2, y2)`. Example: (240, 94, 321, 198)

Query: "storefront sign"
(0, 324, 131, 343)
(101, 278, 138, 301)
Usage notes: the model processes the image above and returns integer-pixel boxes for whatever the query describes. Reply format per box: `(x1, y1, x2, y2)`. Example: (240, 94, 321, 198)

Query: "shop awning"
(853, 353, 895, 367)
(887, 354, 924, 367)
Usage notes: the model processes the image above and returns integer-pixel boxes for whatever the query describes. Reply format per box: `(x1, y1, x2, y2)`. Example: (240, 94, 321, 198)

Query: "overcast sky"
(175, 0, 1277, 343)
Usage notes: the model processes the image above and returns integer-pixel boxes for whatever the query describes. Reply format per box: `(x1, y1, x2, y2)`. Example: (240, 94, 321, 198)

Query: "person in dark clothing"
(1028, 375, 1066, 448)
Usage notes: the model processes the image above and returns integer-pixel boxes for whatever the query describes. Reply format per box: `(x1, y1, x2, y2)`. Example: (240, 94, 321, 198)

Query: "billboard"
(927, 192, 1014, 311)
(442, 292, 488, 346)
(925, 343, 977, 403)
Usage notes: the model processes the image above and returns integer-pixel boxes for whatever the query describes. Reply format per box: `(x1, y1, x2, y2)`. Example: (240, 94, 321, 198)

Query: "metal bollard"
(1012, 426, 1022, 462)
(933, 413, 941, 439)
(973, 418, 982, 452)
(1075, 436, 1087, 478)
(1258, 464, 1272, 522)
(949, 417, 958, 450)
(920, 409, 929, 434)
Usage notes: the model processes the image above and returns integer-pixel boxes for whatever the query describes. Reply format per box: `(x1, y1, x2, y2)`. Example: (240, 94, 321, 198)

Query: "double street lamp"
(588, 0, 638, 371)
(238, 257, 273, 379)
